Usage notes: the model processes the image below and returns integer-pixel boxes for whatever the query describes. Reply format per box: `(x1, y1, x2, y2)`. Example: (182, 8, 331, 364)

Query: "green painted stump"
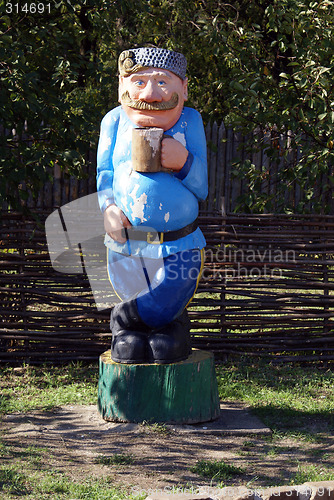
(98, 349, 220, 424)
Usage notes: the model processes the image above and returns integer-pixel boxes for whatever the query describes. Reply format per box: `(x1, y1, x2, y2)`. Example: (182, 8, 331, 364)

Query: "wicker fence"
(1, 119, 334, 363)
(1, 210, 334, 363)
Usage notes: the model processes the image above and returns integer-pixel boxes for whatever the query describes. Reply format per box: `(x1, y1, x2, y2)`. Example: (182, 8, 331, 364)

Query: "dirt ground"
(2, 404, 334, 498)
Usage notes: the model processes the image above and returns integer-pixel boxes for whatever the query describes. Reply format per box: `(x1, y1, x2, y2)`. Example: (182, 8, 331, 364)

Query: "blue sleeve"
(174, 108, 208, 202)
(96, 107, 120, 212)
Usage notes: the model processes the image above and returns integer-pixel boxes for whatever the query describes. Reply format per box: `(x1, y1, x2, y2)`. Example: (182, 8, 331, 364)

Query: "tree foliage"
(1, 0, 120, 208)
(1, 0, 333, 211)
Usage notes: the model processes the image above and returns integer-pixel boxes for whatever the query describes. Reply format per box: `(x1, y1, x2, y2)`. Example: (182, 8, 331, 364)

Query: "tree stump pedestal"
(98, 349, 220, 424)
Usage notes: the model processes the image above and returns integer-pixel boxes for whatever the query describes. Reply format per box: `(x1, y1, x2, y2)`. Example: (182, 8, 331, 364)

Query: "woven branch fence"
(1, 119, 334, 363)
(1, 210, 334, 364)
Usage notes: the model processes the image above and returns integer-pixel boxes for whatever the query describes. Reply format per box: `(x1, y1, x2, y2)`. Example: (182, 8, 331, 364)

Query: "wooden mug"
(132, 127, 168, 173)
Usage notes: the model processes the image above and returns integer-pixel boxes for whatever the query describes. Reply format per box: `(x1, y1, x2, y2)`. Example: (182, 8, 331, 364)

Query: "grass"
(215, 358, 334, 434)
(0, 463, 145, 499)
(140, 421, 172, 435)
(190, 459, 244, 483)
(0, 466, 29, 496)
(0, 442, 144, 499)
(94, 453, 135, 466)
(292, 463, 334, 484)
(0, 362, 98, 414)
(2, 358, 333, 421)
(0, 358, 333, 495)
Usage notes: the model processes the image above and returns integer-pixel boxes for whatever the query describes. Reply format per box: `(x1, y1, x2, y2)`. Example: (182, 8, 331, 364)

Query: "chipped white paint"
(173, 132, 186, 147)
(130, 170, 140, 180)
(99, 132, 112, 154)
(103, 113, 117, 126)
(129, 184, 148, 223)
(120, 195, 127, 210)
(138, 128, 163, 157)
(164, 212, 170, 223)
(159, 203, 163, 210)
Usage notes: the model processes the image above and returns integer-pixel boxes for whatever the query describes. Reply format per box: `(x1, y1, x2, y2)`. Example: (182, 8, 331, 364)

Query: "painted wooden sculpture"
(96, 47, 220, 423)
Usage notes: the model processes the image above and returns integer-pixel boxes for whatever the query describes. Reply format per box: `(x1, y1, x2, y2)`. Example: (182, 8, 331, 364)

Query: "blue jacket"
(96, 106, 208, 258)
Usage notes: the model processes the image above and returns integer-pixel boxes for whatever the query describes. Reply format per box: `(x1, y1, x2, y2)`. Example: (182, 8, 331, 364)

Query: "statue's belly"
(114, 167, 198, 232)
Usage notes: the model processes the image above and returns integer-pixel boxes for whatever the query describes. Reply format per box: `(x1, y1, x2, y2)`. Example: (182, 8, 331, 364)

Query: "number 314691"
(6, 2, 51, 14)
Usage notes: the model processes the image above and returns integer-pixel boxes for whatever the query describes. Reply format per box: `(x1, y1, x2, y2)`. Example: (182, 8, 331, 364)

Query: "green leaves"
(198, 0, 334, 212)
(1, 0, 333, 212)
(1, 2, 118, 209)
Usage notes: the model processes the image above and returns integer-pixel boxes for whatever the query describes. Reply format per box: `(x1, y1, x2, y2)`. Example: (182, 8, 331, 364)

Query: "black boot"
(110, 300, 150, 364)
(148, 310, 192, 364)
(111, 330, 150, 364)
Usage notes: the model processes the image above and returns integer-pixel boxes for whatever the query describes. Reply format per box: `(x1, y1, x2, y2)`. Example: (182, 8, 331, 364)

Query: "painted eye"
(158, 80, 167, 86)
(135, 80, 145, 86)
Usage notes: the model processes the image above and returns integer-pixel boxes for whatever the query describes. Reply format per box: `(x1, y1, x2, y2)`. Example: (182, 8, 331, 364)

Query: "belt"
(123, 219, 198, 245)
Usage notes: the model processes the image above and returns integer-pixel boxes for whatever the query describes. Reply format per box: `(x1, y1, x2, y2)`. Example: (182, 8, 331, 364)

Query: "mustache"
(121, 91, 179, 110)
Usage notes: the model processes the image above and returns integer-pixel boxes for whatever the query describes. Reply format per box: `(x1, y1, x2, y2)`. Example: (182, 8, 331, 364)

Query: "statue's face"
(119, 68, 188, 130)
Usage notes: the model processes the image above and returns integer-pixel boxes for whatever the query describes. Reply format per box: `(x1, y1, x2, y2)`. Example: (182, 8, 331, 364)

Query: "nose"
(140, 81, 162, 102)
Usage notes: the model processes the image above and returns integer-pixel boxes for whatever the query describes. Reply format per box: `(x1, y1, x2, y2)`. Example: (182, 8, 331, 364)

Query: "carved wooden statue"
(96, 47, 208, 365)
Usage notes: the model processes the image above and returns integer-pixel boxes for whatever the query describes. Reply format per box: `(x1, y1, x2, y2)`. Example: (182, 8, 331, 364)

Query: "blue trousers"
(107, 248, 204, 328)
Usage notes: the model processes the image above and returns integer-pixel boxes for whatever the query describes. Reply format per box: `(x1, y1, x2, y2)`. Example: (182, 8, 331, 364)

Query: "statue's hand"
(103, 204, 132, 243)
(161, 137, 188, 172)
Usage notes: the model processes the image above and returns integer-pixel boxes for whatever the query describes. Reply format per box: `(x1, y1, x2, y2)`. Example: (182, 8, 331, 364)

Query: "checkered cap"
(119, 47, 187, 80)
